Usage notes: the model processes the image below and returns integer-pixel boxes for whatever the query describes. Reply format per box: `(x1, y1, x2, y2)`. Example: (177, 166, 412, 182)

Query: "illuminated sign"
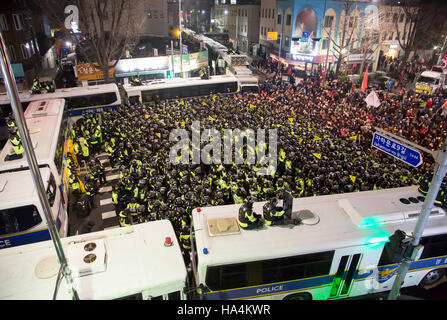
(267, 32, 278, 41)
(75, 63, 114, 81)
(291, 54, 314, 62)
(114, 56, 170, 75)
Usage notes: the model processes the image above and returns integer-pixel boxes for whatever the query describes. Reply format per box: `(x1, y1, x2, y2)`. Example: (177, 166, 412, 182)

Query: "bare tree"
(39, 0, 147, 83)
(324, 1, 357, 76)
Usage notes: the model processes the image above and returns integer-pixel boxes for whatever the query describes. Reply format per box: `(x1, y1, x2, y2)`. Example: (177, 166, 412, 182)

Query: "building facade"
(259, 0, 277, 57)
(211, 0, 261, 53)
(0, 0, 52, 90)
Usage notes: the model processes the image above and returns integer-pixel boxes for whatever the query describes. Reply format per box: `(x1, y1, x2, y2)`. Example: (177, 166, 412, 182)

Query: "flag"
(314, 136, 322, 141)
(348, 135, 357, 140)
(181, 121, 185, 127)
(299, 139, 303, 144)
(350, 175, 356, 183)
(178, 100, 184, 106)
(209, 116, 215, 121)
(291, 110, 295, 116)
(288, 118, 294, 124)
(364, 90, 381, 108)
(144, 114, 151, 119)
(361, 67, 368, 93)
(156, 133, 161, 138)
(202, 101, 207, 106)
(249, 104, 257, 109)
(212, 95, 217, 101)
(387, 79, 395, 91)
(312, 153, 321, 159)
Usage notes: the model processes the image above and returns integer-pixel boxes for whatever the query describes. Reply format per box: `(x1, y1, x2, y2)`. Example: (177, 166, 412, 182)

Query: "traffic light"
(312, 37, 322, 42)
(292, 37, 302, 42)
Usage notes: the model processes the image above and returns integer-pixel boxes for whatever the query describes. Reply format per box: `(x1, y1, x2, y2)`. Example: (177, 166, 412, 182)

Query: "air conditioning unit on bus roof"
(66, 239, 107, 277)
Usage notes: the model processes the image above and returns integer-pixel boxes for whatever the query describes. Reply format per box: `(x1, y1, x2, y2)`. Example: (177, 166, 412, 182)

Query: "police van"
(415, 66, 447, 95)
(190, 186, 447, 300)
(0, 99, 70, 249)
(0, 167, 67, 250)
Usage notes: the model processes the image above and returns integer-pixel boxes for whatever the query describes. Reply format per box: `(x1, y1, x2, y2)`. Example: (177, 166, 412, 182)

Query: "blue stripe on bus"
(0, 213, 63, 250)
(355, 255, 447, 283)
(67, 104, 121, 117)
(0, 229, 51, 249)
(202, 275, 334, 300)
(201, 255, 447, 300)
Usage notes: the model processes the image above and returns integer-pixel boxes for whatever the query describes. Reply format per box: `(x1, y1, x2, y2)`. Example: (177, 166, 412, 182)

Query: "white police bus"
(123, 75, 239, 105)
(0, 220, 187, 300)
(191, 186, 447, 300)
(0, 99, 70, 248)
(26, 83, 121, 117)
(0, 167, 67, 249)
(0, 84, 121, 145)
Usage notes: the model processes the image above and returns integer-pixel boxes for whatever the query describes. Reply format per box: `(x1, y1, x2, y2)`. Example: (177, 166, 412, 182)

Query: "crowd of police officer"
(63, 72, 447, 261)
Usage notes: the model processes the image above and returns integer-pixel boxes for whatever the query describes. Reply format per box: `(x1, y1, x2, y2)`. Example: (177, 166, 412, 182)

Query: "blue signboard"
(372, 132, 423, 167)
(302, 31, 309, 42)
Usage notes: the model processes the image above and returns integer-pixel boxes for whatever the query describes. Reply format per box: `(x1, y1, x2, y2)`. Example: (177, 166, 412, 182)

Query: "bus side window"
(419, 234, 447, 259)
(167, 291, 181, 300)
(0, 205, 42, 236)
(46, 174, 57, 207)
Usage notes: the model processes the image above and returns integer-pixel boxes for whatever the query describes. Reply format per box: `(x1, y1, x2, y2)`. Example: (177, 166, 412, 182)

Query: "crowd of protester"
(66, 60, 446, 260)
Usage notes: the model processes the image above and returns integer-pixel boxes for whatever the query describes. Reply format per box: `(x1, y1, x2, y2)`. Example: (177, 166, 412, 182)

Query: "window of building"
(0, 14, 8, 31)
(395, 32, 400, 40)
(286, 14, 291, 26)
(272, 9, 274, 19)
(262, 8, 264, 18)
(324, 15, 334, 28)
(392, 13, 398, 23)
(382, 32, 387, 41)
(153, 10, 158, 18)
(399, 13, 404, 23)
(388, 32, 393, 40)
(12, 13, 24, 30)
(277, 14, 281, 25)
(285, 36, 290, 47)
(20, 43, 30, 59)
(322, 38, 329, 50)
(8, 45, 17, 61)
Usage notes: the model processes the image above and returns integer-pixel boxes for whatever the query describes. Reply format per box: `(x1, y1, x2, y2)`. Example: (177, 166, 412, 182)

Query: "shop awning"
(0, 63, 24, 79)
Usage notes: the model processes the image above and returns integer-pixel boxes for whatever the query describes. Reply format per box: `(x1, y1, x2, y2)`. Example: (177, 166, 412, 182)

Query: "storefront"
(0, 63, 25, 92)
(114, 56, 170, 84)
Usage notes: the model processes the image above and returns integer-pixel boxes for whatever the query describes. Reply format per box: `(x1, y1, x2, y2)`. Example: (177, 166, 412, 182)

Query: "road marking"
(102, 211, 116, 220)
(99, 185, 113, 193)
(106, 174, 119, 181)
(100, 198, 113, 206)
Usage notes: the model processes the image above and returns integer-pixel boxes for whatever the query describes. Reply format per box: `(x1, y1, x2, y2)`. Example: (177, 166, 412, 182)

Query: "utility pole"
(322, 18, 333, 88)
(377, 129, 447, 299)
(278, 10, 285, 72)
(0, 32, 79, 300)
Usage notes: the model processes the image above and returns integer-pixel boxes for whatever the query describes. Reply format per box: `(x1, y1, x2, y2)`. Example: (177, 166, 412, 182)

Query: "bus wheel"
(419, 269, 445, 289)
(283, 293, 311, 301)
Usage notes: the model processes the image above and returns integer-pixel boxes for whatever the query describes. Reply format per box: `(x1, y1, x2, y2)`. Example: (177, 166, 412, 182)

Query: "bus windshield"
(418, 76, 436, 84)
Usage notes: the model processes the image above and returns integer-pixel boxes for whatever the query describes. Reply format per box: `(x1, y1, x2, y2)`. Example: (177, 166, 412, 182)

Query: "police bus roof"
(192, 186, 447, 267)
(0, 220, 187, 299)
(0, 99, 64, 173)
(0, 168, 51, 210)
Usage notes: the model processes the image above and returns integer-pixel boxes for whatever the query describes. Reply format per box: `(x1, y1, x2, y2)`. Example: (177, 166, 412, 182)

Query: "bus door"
(328, 251, 362, 299)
